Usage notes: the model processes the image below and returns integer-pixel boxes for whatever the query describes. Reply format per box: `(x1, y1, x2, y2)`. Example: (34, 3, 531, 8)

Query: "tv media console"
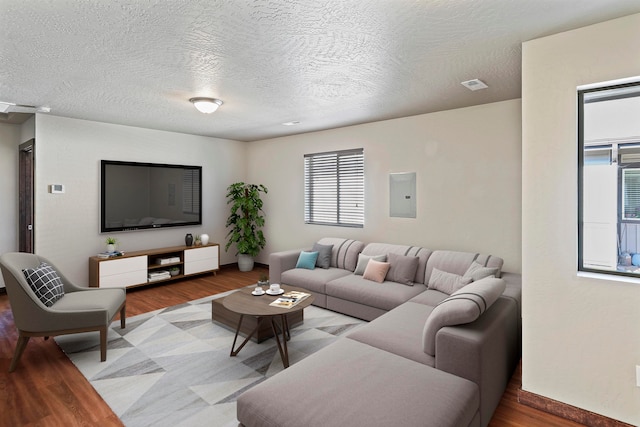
(89, 243, 219, 288)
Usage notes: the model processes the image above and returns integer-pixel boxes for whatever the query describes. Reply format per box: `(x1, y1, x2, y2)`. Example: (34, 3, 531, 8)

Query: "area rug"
(55, 289, 365, 427)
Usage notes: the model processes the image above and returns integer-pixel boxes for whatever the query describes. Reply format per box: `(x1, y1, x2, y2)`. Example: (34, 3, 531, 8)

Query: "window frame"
(304, 148, 364, 228)
(578, 81, 640, 278)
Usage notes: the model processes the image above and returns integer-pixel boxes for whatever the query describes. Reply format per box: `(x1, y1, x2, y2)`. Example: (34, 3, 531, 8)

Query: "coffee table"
(221, 285, 315, 368)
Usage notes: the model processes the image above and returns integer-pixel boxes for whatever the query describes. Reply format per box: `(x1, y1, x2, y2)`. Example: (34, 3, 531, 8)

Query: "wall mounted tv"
(101, 160, 202, 233)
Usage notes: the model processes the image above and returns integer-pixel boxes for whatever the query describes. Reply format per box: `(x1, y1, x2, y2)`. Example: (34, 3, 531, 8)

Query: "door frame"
(19, 139, 35, 253)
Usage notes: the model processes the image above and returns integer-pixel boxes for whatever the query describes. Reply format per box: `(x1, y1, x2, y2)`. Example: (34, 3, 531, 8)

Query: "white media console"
(89, 243, 219, 288)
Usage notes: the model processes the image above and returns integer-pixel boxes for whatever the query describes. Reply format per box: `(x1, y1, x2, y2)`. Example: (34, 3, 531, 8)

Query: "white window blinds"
(304, 148, 364, 227)
(623, 168, 640, 220)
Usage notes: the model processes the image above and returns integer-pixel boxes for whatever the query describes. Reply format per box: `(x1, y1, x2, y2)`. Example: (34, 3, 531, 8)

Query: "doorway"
(19, 139, 34, 253)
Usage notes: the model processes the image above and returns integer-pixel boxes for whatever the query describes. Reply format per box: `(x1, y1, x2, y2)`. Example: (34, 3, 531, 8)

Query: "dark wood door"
(18, 139, 34, 253)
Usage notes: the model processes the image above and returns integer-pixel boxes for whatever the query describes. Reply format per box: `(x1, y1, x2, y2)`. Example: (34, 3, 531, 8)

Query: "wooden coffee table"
(220, 285, 315, 368)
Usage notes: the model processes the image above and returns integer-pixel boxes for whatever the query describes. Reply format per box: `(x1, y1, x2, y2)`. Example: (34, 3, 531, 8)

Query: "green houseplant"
(105, 236, 117, 253)
(225, 182, 268, 271)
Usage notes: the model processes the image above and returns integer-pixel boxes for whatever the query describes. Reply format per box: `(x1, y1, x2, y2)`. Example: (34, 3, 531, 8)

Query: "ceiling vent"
(0, 101, 51, 113)
(461, 79, 488, 91)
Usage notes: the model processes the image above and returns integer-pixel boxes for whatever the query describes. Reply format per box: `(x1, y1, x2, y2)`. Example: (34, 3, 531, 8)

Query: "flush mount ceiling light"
(189, 97, 223, 114)
(461, 79, 488, 91)
(282, 121, 300, 126)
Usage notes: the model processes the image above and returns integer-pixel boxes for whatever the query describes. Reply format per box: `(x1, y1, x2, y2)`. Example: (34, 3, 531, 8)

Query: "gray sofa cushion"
(423, 277, 506, 356)
(347, 301, 436, 366)
(317, 237, 365, 271)
(426, 251, 504, 282)
(361, 243, 432, 285)
(312, 242, 333, 269)
(237, 338, 480, 427)
(409, 288, 449, 306)
(428, 268, 473, 294)
(464, 261, 499, 281)
(386, 253, 420, 286)
(326, 274, 427, 311)
(281, 267, 352, 295)
(354, 253, 387, 275)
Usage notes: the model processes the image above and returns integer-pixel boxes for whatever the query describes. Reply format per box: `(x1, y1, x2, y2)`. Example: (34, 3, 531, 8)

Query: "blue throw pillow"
(296, 251, 319, 270)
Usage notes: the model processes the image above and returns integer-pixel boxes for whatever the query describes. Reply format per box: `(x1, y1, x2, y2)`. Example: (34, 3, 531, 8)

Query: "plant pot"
(106, 244, 115, 253)
(237, 253, 254, 272)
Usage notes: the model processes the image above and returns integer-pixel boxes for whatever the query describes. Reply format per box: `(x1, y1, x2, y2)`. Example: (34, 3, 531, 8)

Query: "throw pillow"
(362, 259, 391, 283)
(312, 242, 333, 269)
(464, 261, 499, 281)
(386, 253, 419, 286)
(22, 262, 65, 307)
(296, 251, 319, 270)
(428, 268, 472, 295)
(422, 277, 506, 356)
(354, 254, 387, 275)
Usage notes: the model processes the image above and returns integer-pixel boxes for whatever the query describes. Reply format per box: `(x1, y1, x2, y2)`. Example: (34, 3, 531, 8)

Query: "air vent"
(461, 79, 488, 91)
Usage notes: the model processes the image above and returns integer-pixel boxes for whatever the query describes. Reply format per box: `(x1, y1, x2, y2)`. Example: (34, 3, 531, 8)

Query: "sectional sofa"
(237, 238, 522, 427)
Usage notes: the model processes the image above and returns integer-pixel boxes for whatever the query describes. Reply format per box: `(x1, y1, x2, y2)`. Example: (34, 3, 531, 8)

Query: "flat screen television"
(101, 160, 202, 233)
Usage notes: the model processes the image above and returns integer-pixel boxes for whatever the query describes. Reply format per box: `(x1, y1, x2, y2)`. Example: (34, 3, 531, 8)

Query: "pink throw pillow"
(363, 259, 391, 283)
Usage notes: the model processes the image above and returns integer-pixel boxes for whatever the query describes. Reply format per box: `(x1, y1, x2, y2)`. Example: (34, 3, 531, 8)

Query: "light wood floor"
(0, 265, 583, 426)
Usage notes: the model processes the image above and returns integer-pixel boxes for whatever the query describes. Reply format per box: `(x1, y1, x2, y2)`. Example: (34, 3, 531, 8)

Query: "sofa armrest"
(268, 249, 305, 284)
(434, 297, 519, 427)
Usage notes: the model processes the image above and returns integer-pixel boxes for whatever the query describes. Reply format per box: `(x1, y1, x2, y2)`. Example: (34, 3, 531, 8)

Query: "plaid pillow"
(22, 262, 65, 307)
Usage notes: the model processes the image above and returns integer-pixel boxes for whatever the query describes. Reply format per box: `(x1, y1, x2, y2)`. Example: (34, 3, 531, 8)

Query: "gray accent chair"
(0, 252, 126, 372)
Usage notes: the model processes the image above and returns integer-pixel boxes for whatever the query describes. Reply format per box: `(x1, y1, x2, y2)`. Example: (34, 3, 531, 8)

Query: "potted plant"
(225, 182, 268, 271)
(169, 267, 180, 276)
(194, 235, 202, 246)
(258, 273, 269, 287)
(105, 237, 117, 253)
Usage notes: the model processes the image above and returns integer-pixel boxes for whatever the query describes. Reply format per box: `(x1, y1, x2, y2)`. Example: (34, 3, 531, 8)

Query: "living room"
(0, 3, 639, 426)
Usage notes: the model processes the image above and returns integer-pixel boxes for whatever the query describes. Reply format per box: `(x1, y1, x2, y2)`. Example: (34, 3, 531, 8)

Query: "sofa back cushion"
(422, 277, 506, 356)
(317, 238, 365, 272)
(361, 243, 432, 285)
(425, 250, 504, 282)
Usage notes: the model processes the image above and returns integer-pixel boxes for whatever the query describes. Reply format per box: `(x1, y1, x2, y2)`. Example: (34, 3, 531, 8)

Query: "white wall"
(34, 115, 247, 284)
(0, 123, 21, 289)
(522, 13, 640, 425)
(248, 99, 522, 273)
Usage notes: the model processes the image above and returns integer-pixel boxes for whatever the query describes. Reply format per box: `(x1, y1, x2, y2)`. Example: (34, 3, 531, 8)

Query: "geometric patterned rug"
(55, 289, 365, 427)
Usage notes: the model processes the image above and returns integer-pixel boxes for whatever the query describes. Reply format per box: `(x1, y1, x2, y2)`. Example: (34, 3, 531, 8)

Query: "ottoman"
(237, 338, 480, 427)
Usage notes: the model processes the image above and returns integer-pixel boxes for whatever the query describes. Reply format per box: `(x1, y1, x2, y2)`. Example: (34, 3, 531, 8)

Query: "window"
(304, 148, 364, 227)
(622, 168, 640, 220)
(578, 81, 640, 277)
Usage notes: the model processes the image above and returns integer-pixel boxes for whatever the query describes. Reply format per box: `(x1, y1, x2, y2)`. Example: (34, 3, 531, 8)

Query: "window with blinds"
(622, 168, 640, 220)
(182, 169, 200, 214)
(304, 148, 364, 227)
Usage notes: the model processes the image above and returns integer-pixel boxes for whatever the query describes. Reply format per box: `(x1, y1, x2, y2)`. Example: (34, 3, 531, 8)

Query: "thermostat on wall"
(49, 184, 65, 194)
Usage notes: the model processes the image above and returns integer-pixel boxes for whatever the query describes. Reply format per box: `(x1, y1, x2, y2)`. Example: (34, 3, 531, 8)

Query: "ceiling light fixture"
(282, 121, 300, 126)
(189, 97, 223, 114)
(461, 79, 488, 91)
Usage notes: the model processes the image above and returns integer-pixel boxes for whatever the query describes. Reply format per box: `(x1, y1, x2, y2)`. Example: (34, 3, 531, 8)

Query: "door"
(19, 139, 34, 253)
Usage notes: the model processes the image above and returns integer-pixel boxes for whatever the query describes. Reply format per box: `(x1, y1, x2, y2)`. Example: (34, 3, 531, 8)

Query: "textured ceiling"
(2, 1, 640, 142)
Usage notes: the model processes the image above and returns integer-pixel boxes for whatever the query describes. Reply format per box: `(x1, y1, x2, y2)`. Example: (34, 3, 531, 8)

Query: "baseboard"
(518, 388, 634, 427)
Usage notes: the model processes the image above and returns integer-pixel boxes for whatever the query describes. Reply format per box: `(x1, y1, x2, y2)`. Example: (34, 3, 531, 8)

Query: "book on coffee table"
(269, 291, 311, 309)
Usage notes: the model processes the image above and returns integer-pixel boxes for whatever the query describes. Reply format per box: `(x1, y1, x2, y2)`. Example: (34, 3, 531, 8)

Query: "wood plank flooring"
(0, 265, 583, 427)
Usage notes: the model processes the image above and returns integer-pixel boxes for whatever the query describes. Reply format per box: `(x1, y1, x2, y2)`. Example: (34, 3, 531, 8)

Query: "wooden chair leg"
(99, 326, 107, 362)
(120, 304, 126, 329)
(9, 334, 30, 373)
